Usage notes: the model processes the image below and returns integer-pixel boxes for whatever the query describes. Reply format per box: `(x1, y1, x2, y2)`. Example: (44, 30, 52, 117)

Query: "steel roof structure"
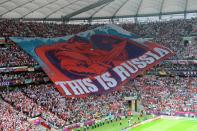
(0, 0, 197, 21)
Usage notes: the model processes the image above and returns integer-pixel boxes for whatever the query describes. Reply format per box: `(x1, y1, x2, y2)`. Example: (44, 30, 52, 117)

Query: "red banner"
(35, 34, 173, 98)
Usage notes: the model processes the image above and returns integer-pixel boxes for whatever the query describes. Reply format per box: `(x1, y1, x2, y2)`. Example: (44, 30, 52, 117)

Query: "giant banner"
(10, 25, 173, 98)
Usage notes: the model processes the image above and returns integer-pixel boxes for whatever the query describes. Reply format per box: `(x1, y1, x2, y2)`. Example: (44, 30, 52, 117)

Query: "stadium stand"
(0, 8, 197, 131)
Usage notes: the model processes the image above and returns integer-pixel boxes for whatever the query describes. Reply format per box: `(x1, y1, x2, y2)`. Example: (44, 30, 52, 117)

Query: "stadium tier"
(0, 1, 197, 130)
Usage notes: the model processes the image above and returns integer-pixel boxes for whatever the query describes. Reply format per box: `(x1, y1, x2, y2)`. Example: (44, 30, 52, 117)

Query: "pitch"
(131, 118, 197, 131)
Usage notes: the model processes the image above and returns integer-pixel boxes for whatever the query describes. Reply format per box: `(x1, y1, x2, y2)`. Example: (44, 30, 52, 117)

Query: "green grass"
(131, 118, 197, 131)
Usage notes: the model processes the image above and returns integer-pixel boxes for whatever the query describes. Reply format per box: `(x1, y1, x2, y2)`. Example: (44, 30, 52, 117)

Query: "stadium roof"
(0, 0, 197, 21)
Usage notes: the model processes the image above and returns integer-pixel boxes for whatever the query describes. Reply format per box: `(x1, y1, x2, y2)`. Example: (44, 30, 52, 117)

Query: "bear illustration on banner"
(35, 34, 173, 97)
(36, 35, 147, 79)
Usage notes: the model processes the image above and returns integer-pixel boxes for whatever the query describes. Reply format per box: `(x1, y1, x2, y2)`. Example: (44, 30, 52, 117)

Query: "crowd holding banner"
(0, 18, 196, 130)
(11, 25, 173, 97)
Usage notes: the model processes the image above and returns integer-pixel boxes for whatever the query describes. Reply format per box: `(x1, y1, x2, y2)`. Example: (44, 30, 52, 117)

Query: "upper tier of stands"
(0, 19, 197, 68)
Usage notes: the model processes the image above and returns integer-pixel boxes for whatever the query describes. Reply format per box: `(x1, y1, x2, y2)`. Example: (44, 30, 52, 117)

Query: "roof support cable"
(111, 0, 130, 20)
(159, 0, 165, 20)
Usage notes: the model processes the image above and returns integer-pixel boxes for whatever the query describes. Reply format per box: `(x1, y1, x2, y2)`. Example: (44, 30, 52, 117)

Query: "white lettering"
(113, 66, 130, 81)
(82, 78, 98, 92)
(55, 82, 72, 96)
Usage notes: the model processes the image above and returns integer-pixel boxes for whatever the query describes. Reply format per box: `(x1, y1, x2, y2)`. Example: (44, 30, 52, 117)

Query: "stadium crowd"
(0, 20, 94, 37)
(0, 76, 196, 129)
(1, 83, 130, 127)
(0, 42, 37, 67)
(0, 18, 196, 129)
(134, 76, 197, 114)
(0, 99, 37, 131)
